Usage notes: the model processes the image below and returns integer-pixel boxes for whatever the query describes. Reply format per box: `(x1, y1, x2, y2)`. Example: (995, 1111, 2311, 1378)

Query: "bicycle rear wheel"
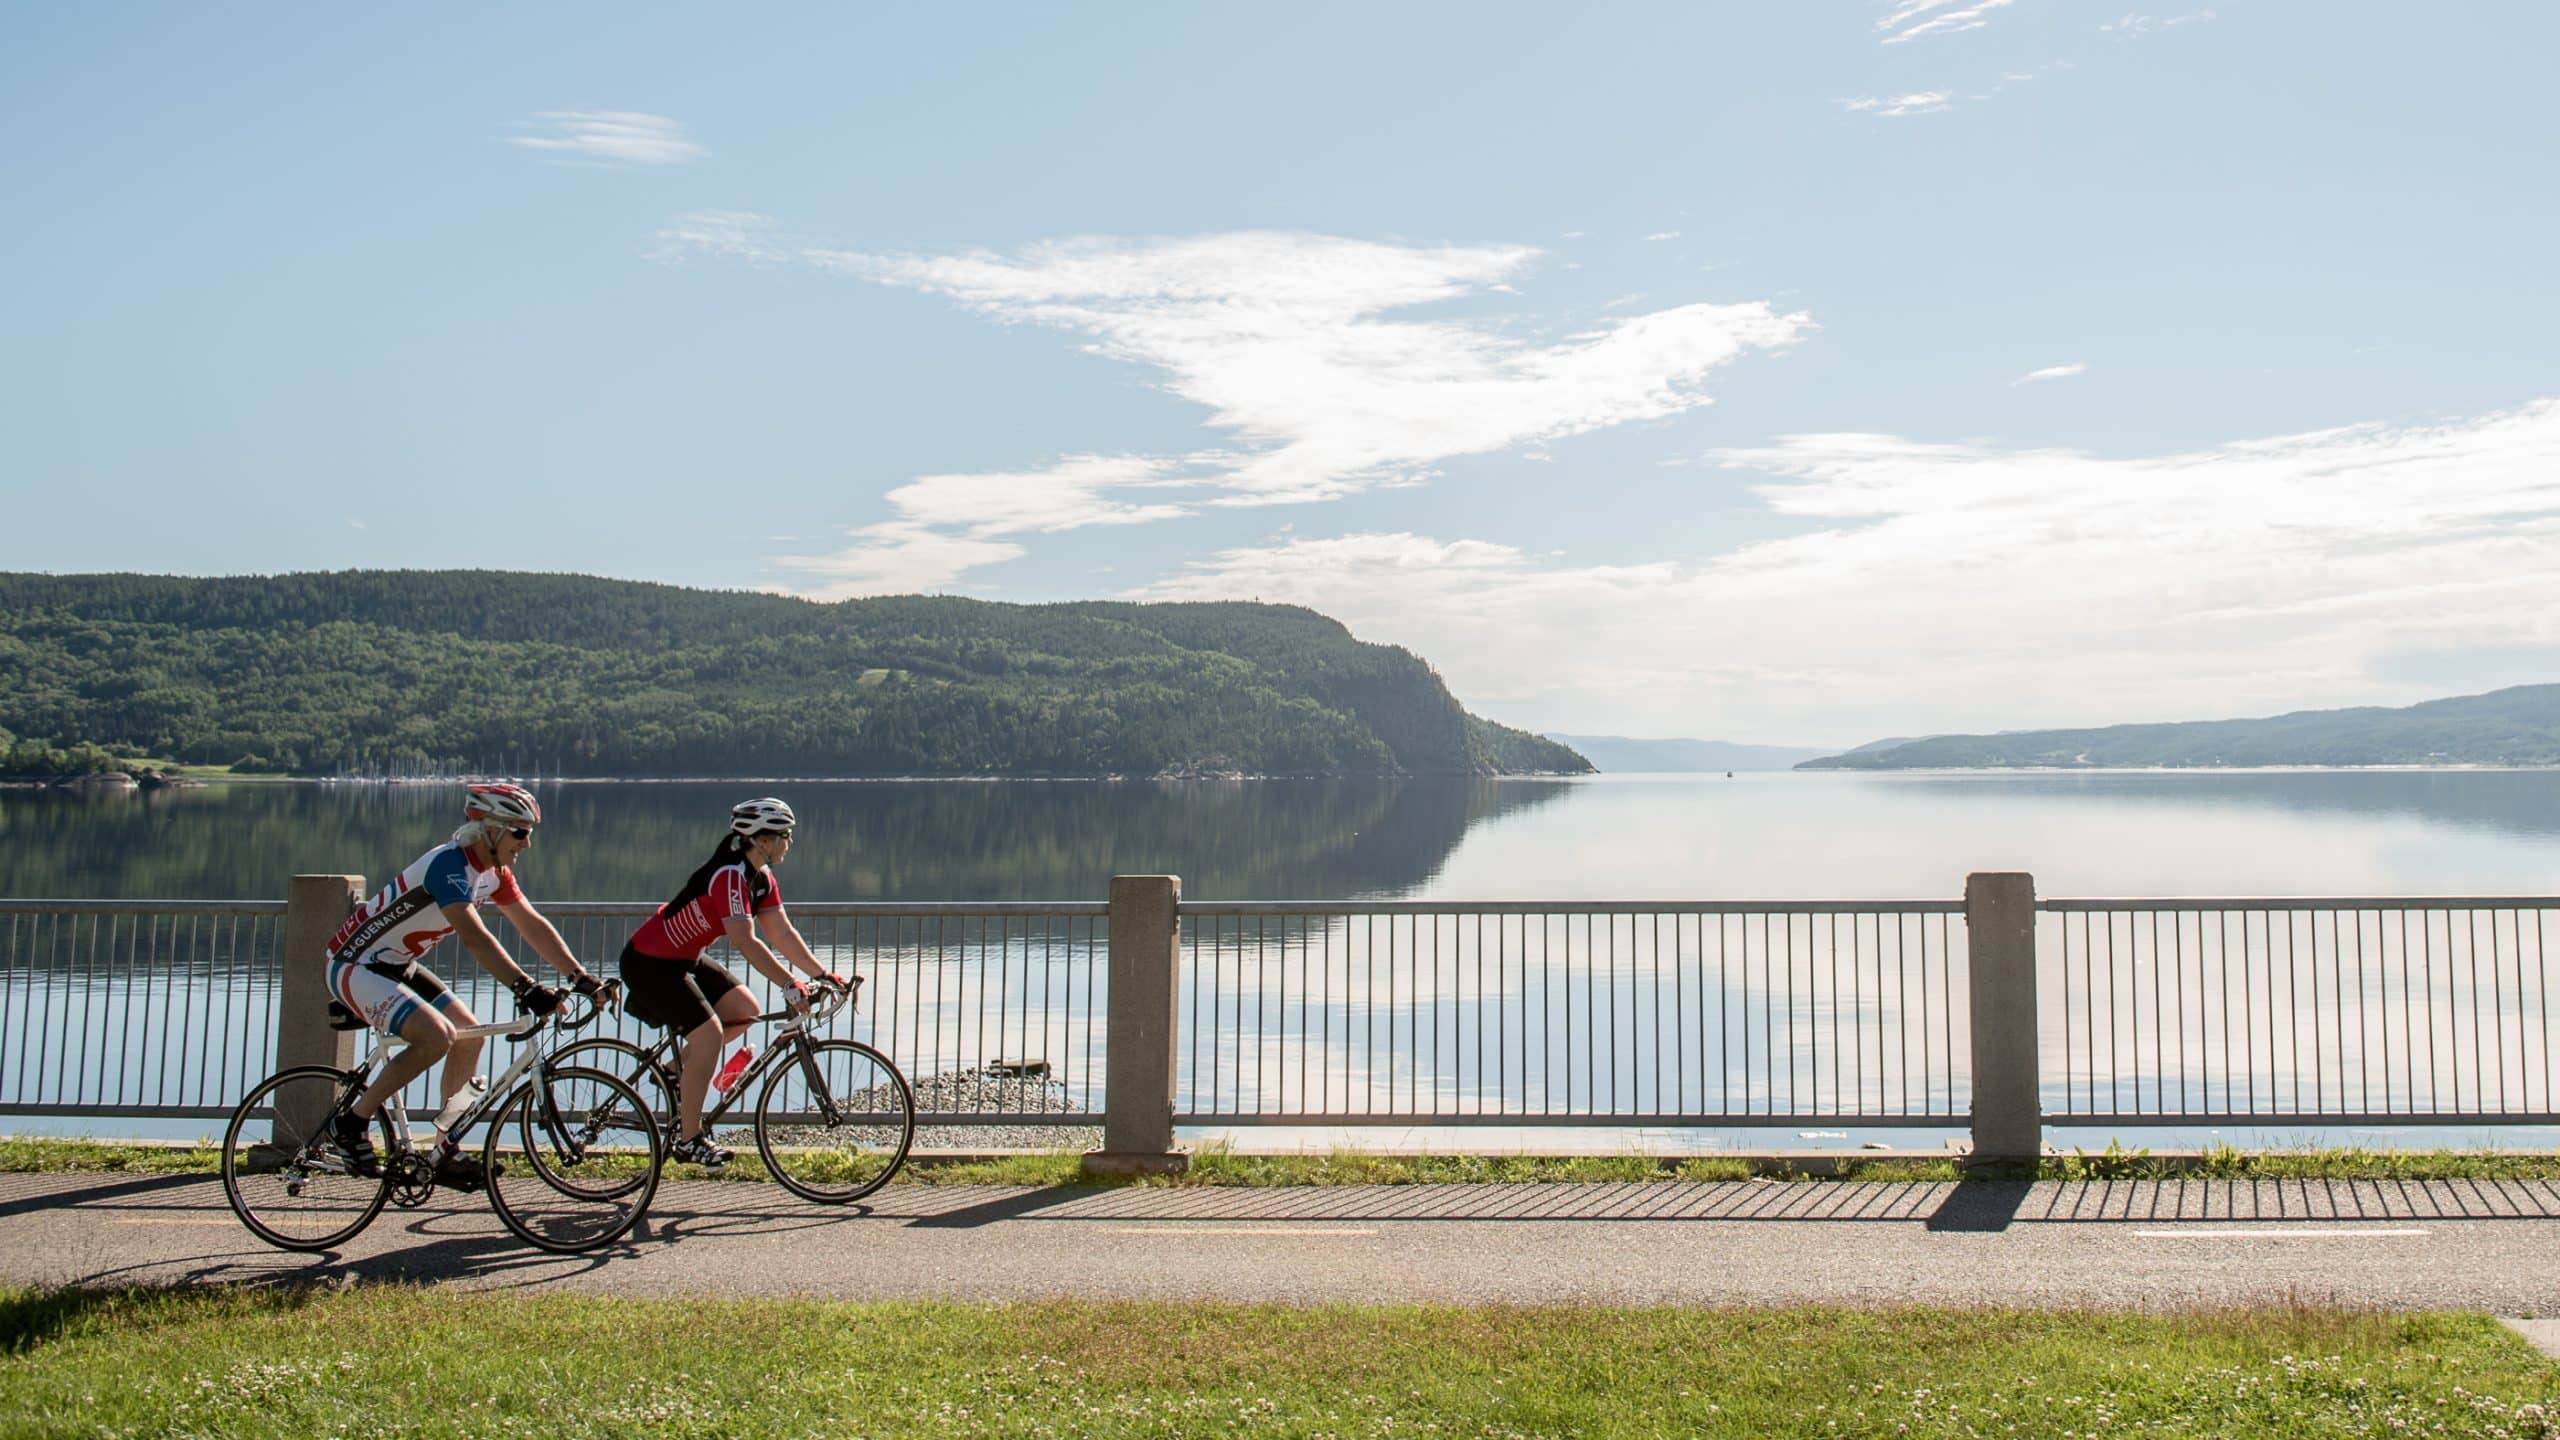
(483, 1065, 660, 1252)
(220, 1066, 393, 1251)
(753, 1039, 915, 1203)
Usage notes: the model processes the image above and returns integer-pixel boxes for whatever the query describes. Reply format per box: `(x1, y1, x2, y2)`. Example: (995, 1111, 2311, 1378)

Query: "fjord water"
(7, 769, 2560, 901)
(7, 772, 2559, 1151)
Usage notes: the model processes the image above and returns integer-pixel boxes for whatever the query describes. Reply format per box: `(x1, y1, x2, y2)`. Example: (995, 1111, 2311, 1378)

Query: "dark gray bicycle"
(219, 984, 662, 1253)
(550, 974, 914, 1203)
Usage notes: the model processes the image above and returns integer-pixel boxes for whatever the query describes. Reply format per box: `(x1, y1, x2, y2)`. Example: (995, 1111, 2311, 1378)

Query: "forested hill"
(1799, 684, 2560, 769)
(0, 572, 1592, 779)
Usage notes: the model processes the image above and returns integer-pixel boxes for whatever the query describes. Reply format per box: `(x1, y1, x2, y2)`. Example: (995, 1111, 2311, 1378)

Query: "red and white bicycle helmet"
(464, 783, 543, 827)
(729, 796, 797, 838)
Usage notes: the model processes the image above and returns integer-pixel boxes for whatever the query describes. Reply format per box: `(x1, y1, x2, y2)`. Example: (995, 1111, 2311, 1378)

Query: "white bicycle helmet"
(730, 796, 797, 838)
(464, 782, 543, 826)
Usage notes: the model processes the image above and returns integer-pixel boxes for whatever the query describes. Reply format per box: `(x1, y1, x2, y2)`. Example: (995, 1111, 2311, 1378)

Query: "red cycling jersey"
(629, 855, 780, 962)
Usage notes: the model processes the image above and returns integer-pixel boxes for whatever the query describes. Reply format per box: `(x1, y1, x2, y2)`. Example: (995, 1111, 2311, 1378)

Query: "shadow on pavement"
(1924, 1181, 2031, 1232)
(0, 1172, 208, 1221)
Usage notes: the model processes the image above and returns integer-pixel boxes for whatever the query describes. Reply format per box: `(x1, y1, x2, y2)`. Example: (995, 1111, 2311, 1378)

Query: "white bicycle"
(219, 983, 662, 1253)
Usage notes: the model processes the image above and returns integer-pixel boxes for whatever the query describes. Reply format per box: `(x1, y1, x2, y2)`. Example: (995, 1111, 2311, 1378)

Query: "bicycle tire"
(220, 1065, 393, 1252)
(482, 1065, 661, 1253)
(753, 1039, 915, 1203)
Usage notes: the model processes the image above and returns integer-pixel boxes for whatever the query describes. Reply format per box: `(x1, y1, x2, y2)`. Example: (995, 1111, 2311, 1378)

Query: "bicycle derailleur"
(385, 1150, 437, 1208)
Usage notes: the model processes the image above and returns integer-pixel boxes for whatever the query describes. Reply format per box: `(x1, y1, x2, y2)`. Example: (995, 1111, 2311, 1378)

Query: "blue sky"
(5, 3, 2558, 745)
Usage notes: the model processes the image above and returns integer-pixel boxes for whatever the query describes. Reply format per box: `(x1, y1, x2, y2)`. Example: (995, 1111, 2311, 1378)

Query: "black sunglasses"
(505, 827, 532, 841)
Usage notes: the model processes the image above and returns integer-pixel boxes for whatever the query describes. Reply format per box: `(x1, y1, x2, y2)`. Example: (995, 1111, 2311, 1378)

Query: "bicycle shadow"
(58, 1225, 630, 1292)
(0, 1171, 211, 1221)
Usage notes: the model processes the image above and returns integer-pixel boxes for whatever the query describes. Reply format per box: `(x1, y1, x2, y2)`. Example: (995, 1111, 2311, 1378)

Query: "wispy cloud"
(1645, 230, 1682, 242)
(1841, 91, 1956, 118)
(2014, 361, 2087, 384)
(1877, 0, 2018, 44)
(2102, 9, 2217, 37)
(509, 111, 705, 166)
(778, 455, 1198, 599)
(659, 217, 1811, 594)
(1130, 401, 2560, 739)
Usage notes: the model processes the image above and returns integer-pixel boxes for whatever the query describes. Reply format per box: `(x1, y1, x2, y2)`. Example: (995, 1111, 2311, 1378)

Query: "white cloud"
(1645, 230, 1682, 242)
(2102, 9, 2217, 37)
(776, 455, 1199, 597)
(510, 111, 705, 166)
(1129, 400, 2560, 742)
(776, 524, 1025, 600)
(1842, 91, 1956, 118)
(2014, 361, 2087, 384)
(1877, 0, 2018, 44)
(658, 219, 1810, 592)
(648, 209, 787, 263)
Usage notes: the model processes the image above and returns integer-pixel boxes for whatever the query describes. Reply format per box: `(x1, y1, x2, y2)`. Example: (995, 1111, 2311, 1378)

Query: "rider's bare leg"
(676, 989, 762, 1140)
(353, 1006, 453, 1117)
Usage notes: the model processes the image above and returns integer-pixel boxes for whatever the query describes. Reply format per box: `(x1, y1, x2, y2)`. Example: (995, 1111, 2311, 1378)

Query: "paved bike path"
(7, 1173, 2560, 1313)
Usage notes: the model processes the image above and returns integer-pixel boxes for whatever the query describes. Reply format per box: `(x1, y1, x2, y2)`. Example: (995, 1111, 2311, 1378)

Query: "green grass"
(16, 1134, 2560, 1187)
(0, 1287, 2552, 1438)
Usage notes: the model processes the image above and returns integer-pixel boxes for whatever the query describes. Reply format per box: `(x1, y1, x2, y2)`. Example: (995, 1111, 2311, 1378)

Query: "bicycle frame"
(630, 976, 860, 1130)
(345, 991, 615, 1160)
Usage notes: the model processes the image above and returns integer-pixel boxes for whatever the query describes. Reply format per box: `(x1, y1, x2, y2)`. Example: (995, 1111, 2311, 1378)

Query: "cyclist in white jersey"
(322, 782, 601, 1184)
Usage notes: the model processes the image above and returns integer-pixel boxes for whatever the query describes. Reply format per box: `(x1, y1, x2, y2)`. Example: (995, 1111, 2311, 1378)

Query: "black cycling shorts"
(617, 940, 741, 1034)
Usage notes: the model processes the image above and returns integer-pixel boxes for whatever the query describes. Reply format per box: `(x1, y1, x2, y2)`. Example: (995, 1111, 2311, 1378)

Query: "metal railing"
(12, 884, 2560, 1152)
(0, 898, 1108, 1127)
(2041, 898, 2560, 1126)
(1176, 901, 1971, 1126)
(1, 901, 287, 1119)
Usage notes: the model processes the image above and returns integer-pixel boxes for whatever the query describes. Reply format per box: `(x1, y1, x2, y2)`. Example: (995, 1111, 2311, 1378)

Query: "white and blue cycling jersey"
(323, 842, 523, 1033)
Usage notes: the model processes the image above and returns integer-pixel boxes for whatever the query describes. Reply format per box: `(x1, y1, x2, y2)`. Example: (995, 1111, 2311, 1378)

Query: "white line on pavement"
(1106, 1227, 1380, 1236)
(2133, 1228, 2430, 1238)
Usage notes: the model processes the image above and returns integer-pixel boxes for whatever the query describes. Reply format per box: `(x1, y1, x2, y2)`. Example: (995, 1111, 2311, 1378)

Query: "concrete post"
(275, 874, 362, 1142)
(1084, 874, 1189, 1177)
(1965, 871, 2041, 1164)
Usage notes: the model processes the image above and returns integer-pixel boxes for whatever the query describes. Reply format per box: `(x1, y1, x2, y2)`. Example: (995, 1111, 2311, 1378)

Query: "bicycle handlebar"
(506, 978, 621, 1043)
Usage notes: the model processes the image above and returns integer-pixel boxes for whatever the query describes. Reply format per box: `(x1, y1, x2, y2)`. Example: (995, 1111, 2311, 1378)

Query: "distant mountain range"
(1798, 684, 2560, 770)
(1544, 735, 1831, 773)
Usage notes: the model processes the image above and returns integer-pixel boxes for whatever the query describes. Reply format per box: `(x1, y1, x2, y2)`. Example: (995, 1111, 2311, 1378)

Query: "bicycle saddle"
(326, 1000, 367, 1031)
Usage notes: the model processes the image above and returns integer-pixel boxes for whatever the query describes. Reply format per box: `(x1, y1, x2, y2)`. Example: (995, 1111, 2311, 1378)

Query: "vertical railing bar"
(2078, 911, 2092, 1117)
(1473, 911, 1485, 1116)
(2353, 908, 2371, 1115)
(1777, 911, 1791, 1116)
(2174, 909, 2189, 1116)
(2539, 908, 2552, 1116)
(2483, 908, 2503, 1116)
(2144, 908, 2159, 1117)
(2305, 908, 2324, 1117)
(2463, 907, 2483, 1114)
(2212, 909, 2230, 1115)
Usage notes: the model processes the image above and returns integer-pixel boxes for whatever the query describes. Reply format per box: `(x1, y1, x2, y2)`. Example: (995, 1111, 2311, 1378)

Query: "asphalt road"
(8, 1172, 2560, 1314)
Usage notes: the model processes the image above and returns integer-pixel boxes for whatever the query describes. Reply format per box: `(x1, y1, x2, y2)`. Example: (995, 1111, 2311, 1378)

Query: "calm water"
(8, 771, 2559, 1150)
(7, 769, 2560, 902)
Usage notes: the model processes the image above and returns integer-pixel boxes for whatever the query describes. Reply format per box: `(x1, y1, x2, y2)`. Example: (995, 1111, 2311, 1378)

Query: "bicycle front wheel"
(220, 1066, 392, 1252)
(545, 1036, 679, 1137)
(754, 1039, 915, 1203)
(483, 1065, 660, 1252)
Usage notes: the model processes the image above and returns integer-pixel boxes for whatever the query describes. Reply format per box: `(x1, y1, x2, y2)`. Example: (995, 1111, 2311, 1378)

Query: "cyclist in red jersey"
(619, 797, 843, 1167)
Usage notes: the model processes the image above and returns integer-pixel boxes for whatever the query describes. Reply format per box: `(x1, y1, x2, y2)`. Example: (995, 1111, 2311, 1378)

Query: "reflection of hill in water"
(0, 778, 1575, 900)
(1910, 770, 2560, 841)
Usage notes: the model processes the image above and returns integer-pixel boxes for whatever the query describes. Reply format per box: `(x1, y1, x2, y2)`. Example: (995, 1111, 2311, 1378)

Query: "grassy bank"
(1, 1288, 2553, 1439)
(13, 1135, 2560, 1186)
